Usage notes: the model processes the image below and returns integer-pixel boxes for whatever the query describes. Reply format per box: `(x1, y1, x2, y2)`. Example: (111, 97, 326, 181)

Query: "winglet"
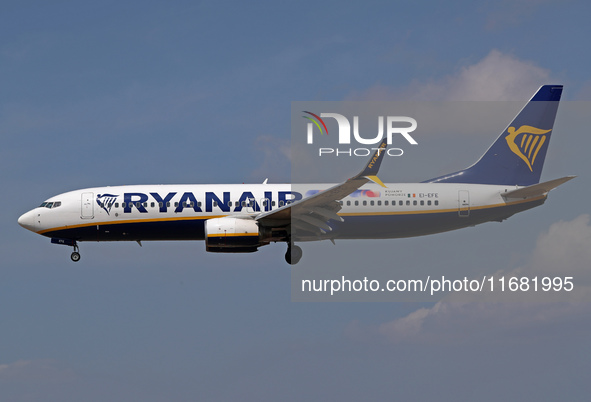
(365, 175, 386, 188)
(352, 138, 388, 187)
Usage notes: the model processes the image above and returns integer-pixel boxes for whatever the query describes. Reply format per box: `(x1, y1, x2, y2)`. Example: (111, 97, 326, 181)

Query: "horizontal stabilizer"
(503, 176, 576, 199)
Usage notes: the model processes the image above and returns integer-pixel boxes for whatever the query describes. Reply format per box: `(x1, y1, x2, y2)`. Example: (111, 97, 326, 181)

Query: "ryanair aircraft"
(18, 85, 574, 265)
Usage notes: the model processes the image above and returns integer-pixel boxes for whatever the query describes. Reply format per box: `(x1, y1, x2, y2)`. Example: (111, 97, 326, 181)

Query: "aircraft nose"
(18, 210, 37, 232)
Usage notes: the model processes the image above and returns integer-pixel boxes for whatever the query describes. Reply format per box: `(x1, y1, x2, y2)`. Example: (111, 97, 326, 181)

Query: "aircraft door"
(81, 192, 94, 219)
(458, 190, 470, 217)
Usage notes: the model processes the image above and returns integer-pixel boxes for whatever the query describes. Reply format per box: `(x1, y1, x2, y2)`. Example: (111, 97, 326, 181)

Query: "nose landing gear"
(70, 244, 81, 262)
(50, 238, 81, 262)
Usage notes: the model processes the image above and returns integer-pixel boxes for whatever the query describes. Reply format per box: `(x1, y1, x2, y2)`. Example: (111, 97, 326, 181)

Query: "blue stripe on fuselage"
(41, 197, 545, 242)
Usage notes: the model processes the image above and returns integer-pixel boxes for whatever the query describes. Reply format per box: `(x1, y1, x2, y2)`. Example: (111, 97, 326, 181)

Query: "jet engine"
(204, 217, 262, 253)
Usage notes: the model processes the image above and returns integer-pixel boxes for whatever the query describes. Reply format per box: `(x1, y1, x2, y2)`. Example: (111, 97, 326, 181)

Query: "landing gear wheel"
(71, 252, 81, 262)
(285, 244, 303, 265)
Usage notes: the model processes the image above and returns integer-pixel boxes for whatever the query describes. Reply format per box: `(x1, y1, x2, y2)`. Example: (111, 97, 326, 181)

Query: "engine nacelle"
(205, 217, 261, 253)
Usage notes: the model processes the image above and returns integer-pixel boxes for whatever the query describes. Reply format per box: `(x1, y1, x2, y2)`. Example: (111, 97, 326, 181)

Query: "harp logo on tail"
(505, 125, 552, 171)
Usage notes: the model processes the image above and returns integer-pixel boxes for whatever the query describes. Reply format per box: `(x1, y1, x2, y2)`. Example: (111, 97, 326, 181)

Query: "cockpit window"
(39, 201, 61, 209)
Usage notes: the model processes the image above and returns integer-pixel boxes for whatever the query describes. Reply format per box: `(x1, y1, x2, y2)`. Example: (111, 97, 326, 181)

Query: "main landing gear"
(285, 243, 302, 265)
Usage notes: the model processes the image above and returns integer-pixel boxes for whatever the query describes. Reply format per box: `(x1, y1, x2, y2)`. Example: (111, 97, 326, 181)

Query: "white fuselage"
(18, 182, 545, 243)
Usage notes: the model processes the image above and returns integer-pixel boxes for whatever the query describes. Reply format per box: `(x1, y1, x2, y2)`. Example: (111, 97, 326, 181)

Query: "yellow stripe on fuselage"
(37, 195, 545, 235)
(338, 195, 545, 217)
(37, 215, 229, 235)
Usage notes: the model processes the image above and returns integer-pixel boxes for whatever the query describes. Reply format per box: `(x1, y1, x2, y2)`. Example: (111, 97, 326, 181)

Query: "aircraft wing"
(502, 176, 576, 199)
(256, 139, 388, 235)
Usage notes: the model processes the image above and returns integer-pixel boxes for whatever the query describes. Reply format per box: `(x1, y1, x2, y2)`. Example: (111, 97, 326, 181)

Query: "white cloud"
(0, 359, 75, 383)
(249, 135, 291, 182)
(374, 214, 591, 344)
(348, 49, 553, 101)
(526, 214, 591, 283)
(343, 50, 558, 142)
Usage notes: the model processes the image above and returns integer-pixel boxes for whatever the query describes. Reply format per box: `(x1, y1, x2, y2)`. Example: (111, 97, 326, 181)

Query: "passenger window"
(175, 202, 179, 207)
(242, 201, 247, 207)
(420, 200, 424, 206)
(427, 200, 431, 206)
(355, 201, 359, 206)
(435, 200, 439, 206)
(115, 203, 119, 208)
(143, 202, 147, 207)
(413, 200, 417, 206)
(363, 201, 367, 206)
(385, 200, 389, 206)
(339, 201, 343, 206)
(346, 201, 351, 206)
(406, 200, 410, 206)
(272, 201, 276, 206)
(166, 202, 170, 207)
(370, 201, 374, 206)
(159, 202, 163, 208)
(213, 201, 218, 207)
(198, 202, 202, 207)
(279, 201, 284, 207)
(377, 201, 381, 206)
(151, 202, 155, 208)
(399, 201, 403, 206)
(228, 201, 232, 207)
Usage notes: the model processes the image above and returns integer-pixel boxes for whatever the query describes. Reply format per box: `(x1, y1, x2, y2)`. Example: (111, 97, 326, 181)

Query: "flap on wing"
(503, 176, 576, 199)
(256, 139, 389, 227)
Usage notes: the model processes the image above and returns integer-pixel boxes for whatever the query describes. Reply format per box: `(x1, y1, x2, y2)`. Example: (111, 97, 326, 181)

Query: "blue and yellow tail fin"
(425, 85, 563, 186)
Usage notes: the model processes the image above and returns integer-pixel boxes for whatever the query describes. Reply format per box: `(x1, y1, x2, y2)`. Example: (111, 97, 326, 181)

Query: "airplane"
(18, 85, 574, 265)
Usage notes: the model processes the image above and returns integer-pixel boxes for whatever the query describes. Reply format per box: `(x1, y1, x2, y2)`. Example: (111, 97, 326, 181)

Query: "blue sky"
(2, 1, 591, 400)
